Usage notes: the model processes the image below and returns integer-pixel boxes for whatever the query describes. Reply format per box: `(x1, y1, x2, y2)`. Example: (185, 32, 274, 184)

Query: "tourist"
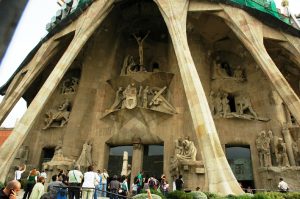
(131, 177, 138, 196)
(68, 165, 83, 199)
(246, 186, 253, 194)
(137, 171, 144, 194)
(100, 169, 109, 197)
(58, 169, 68, 185)
(0, 180, 21, 199)
(172, 175, 177, 191)
(120, 175, 129, 198)
(94, 170, 102, 199)
(22, 169, 38, 199)
(278, 178, 289, 193)
(40, 170, 47, 180)
(47, 174, 66, 199)
(175, 175, 184, 191)
(160, 179, 169, 196)
(149, 176, 158, 190)
(82, 165, 99, 199)
(29, 176, 45, 199)
(109, 175, 120, 199)
(14, 164, 26, 182)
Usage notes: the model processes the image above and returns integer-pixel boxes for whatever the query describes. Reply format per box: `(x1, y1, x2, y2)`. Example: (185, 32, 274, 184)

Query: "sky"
(0, 0, 299, 127)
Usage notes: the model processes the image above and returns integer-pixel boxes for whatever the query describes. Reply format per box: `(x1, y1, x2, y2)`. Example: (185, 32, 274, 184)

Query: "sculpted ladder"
(154, 0, 243, 195)
(0, 0, 114, 182)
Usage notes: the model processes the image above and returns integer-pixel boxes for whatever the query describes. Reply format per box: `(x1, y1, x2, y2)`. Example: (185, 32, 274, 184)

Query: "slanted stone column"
(0, 40, 60, 125)
(218, 5, 300, 124)
(154, 0, 243, 195)
(0, 0, 114, 182)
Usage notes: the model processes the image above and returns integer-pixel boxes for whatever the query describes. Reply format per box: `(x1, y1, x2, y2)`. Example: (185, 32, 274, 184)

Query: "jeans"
(82, 188, 94, 199)
(101, 183, 107, 197)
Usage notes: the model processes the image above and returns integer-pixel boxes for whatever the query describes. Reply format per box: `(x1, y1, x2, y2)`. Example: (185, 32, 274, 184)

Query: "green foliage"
(282, 192, 300, 199)
(166, 191, 193, 199)
(187, 191, 208, 199)
(203, 192, 224, 199)
(141, 189, 166, 199)
(0, 181, 4, 189)
(132, 193, 162, 199)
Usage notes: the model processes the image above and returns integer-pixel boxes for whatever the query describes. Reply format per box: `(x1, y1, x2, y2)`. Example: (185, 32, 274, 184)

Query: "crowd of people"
(0, 164, 291, 199)
(4, 164, 188, 199)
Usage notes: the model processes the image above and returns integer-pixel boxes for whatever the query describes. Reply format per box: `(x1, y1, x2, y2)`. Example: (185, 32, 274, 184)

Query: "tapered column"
(219, 5, 300, 124)
(130, 142, 144, 191)
(0, 0, 114, 182)
(0, 40, 60, 125)
(154, 0, 243, 195)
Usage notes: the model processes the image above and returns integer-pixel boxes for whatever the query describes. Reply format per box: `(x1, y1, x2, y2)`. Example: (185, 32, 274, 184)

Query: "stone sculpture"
(221, 93, 231, 117)
(121, 55, 138, 75)
(107, 87, 124, 111)
(122, 83, 138, 109)
(76, 141, 93, 170)
(267, 130, 279, 165)
(233, 65, 245, 81)
(105, 84, 176, 115)
(149, 86, 177, 114)
(43, 99, 71, 129)
(235, 96, 258, 118)
(211, 61, 230, 79)
(43, 140, 74, 171)
(61, 77, 79, 94)
(256, 131, 272, 167)
(171, 137, 197, 166)
(121, 151, 131, 177)
(133, 31, 150, 67)
(277, 138, 290, 167)
(292, 140, 300, 166)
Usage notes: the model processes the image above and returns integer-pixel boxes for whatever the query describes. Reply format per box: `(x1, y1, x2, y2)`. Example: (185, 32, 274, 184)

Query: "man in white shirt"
(14, 164, 26, 182)
(278, 178, 289, 193)
(68, 165, 83, 199)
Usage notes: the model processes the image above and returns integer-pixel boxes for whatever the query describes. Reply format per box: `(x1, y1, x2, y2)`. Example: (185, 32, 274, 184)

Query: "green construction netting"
(229, 0, 291, 24)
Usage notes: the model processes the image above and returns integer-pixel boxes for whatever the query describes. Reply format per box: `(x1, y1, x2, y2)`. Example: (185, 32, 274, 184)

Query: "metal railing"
(54, 185, 133, 199)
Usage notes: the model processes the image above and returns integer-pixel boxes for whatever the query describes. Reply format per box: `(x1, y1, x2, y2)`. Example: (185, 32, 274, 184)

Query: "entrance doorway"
(108, 146, 133, 177)
(225, 145, 254, 190)
(143, 145, 164, 179)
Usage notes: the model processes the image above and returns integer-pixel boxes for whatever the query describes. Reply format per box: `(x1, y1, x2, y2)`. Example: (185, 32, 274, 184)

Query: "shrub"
(141, 189, 166, 199)
(203, 192, 223, 199)
(187, 191, 208, 199)
(132, 193, 162, 199)
(166, 190, 193, 199)
(282, 192, 300, 199)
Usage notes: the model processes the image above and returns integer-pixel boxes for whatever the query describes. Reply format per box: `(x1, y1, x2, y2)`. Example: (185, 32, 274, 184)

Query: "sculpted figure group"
(256, 130, 290, 167)
(43, 99, 71, 129)
(171, 137, 198, 171)
(210, 91, 259, 120)
(211, 59, 245, 81)
(106, 83, 176, 114)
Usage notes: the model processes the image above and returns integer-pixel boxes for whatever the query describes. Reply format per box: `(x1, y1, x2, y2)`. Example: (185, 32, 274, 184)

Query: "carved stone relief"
(170, 137, 202, 175)
(43, 99, 71, 129)
(76, 141, 93, 170)
(42, 142, 74, 171)
(105, 83, 176, 115)
(211, 59, 246, 82)
(61, 77, 79, 94)
(256, 130, 291, 167)
(209, 91, 268, 121)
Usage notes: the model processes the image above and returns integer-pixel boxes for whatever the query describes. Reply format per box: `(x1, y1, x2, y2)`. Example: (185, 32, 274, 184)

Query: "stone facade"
(1, 0, 300, 195)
